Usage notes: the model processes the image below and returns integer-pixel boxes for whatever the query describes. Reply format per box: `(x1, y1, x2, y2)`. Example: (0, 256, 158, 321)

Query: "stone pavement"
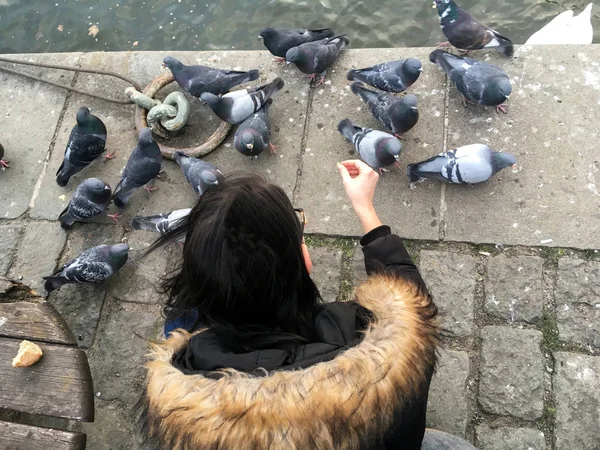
(0, 46, 599, 449)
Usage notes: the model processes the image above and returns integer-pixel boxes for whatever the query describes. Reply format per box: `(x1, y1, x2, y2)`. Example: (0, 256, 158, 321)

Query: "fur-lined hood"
(137, 275, 439, 450)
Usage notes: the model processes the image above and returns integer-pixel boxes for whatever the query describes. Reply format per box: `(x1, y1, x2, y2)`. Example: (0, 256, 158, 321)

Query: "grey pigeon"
(259, 27, 335, 61)
(162, 56, 260, 97)
(173, 152, 223, 196)
(407, 144, 516, 184)
(347, 58, 423, 93)
(57, 107, 109, 187)
(286, 35, 350, 86)
(58, 178, 112, 229)
(43, 243, 129, 293)
(433, 0, 514, 57)
(337, 118, 402, 173)
(112, 128, 163, 208)
(234, 98, 275, 158)
(200, 77, 284, 125)
(350, 82, 419, 138)
(132, 208, 191, 237)
(429, 49, 512, 113)
(0, 143, 8, 169)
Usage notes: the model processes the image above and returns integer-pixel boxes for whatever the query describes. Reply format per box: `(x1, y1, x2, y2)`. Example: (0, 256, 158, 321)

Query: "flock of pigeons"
(37, 0, 593, 293)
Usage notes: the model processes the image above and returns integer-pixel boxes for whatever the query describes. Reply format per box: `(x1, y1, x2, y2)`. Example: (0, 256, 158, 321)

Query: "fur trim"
(137, 275, 439, 449)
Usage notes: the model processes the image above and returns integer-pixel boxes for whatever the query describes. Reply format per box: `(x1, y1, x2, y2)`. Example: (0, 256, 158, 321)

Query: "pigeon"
(162, 56, 260, 97)
(259, 28, 335, 62)
(432, 0, 514, 57)
(173, 151, 223, 196)
(132, 208, 191, 238)
(350, 82, 419, 139)
(407, 144, 516, 184)
(346, 58, 423, 93)
(337, 118, 402, 173)
(58, 178, 113, 229)
(234, 98, 275, 158)
(200, 77, 284, 125)
(429, 50, 512, 113)
(524, 3, 593, 46)
(56, 107, 110, 187)
(286, 35, 350, 86)
(112, 128, 163, 208)
(0, 143, 8, 169)
(43, 243, 129, 293)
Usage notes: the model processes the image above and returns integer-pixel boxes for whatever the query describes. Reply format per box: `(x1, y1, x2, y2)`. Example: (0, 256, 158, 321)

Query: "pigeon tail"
(58, 214, 76, 229)
(111, 183, 136, 208)
(337, 118, 357, 142)
(349, 81, 379, 103)
(327, 35, 350, 50)
(429, 49, 462, 76)
(309, 28, 336, 39)
(56, 163, 77, 187)
(491, 32, 514, 57)
(262, 77, 285, 98)
(132, 215, 160, 232)
(238, 69, 260, 84)
(406, 163, 424, 183)
(43, 276, 68, 293)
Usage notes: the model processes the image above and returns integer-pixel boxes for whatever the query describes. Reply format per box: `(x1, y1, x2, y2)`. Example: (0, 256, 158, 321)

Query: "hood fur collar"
(138, 275, 439, 449)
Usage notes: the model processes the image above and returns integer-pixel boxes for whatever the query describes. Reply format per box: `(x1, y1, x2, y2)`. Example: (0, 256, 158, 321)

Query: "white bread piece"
(12, 340, 43, 367)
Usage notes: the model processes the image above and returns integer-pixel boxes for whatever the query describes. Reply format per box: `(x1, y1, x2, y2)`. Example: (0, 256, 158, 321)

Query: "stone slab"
(81, 399, 134, 450)
(296, 48, 445, 239)
(307, 245, 343, 303)
(0, 225, 24, 275)
(484, 254, 544, 323)
(0, 53, 81, 219)
(479, 326, 544, 420)
(46, 224, 122, 348)
(554, 352, 600, 450)
(8, 221, 67, 290)
(426, 349, 470, 437)
(419, 251, 477, 336)
(88, 297, 162, 404)
(476, 425, 546, 450)
(444, 46, 600, 249)
(352, 245, 368, 288)
(555, 258, 600, 348)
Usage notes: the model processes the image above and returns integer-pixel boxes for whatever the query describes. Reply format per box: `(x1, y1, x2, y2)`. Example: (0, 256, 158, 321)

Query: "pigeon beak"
(511, 164, 517, 169)
(286, 61, 291, 65)
(394, 155, 400, 161)
(246, 143, 254, 150)
(161, 63, 166, 69)
(505, 95, 510, 100)
(419, 68, 424, 72)
(432, 1, 437, 8)
(258, 35, 263, 40)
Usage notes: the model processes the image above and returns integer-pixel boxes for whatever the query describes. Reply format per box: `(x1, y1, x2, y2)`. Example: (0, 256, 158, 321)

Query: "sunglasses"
(294, 208, 307, 232)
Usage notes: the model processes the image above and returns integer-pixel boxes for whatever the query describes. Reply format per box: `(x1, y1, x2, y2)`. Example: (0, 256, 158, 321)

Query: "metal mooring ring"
(134, 71, 232, 160)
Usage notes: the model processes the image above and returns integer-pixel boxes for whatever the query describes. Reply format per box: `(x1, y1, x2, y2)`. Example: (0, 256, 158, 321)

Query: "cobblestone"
(554, 352, 600, 450)
(476, 425, 546, 450)
(555, 258, 600, 348)
(484, 254, 544, 323)
(426, 349, 470, 437)
(419, 251, 477, 337)
(0, 225, 24, 275)
(479, 326, 544, 420)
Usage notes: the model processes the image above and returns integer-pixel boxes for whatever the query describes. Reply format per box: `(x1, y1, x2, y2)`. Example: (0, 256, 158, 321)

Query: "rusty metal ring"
(134, 71, 232, 160)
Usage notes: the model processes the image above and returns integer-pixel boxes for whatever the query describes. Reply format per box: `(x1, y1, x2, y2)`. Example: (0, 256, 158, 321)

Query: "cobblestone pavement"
(1, 47, 600, 449)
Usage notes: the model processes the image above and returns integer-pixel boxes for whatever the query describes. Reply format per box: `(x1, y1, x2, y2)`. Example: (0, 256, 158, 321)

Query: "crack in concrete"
(292, 85, 315, 206)
(438, 75, 451, 241)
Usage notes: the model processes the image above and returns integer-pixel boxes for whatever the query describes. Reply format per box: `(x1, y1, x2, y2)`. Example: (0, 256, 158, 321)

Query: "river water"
(0, 0, 597, 54)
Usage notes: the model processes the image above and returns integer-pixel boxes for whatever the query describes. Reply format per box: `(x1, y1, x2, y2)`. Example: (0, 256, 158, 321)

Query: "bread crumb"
(12, 340, 43, 367)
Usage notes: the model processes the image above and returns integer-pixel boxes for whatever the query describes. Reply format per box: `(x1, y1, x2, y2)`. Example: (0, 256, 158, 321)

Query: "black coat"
(137, 225, 439, 450)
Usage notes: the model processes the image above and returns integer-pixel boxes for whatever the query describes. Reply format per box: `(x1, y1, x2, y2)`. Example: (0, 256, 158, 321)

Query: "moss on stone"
(539, 247, 565, 261)
(537, 312, 560, 352)
(304, 234, 356, 257)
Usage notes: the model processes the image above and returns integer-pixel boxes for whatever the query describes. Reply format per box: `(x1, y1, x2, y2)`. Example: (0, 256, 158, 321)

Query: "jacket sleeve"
(360, 225, 426, 290)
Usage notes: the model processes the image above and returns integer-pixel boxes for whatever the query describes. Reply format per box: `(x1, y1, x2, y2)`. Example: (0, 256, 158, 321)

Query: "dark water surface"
(0, 0, 597, 54)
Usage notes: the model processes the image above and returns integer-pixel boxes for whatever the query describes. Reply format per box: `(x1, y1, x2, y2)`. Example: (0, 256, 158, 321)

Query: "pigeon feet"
(378, 167, 390, 175)
(436, 41, 452, 50)
(268, 143, 278, 155)
(496, 103, 508, 114)
(394, 134, 406, 141)
(461, 97, 475, 108)
(306, 74, 317, 84)
(107, 213, 122, 223)
(394, 161, 401, 169)
(104, 151, 117, 160)
(273, 57, 286, 64)
(0, 159, 9, 169)
(155, 170, 166, 179)
(144, 183, 158, 194)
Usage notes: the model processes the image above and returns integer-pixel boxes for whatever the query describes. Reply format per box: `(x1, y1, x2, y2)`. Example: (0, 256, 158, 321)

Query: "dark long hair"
(150, 173, 322, 350)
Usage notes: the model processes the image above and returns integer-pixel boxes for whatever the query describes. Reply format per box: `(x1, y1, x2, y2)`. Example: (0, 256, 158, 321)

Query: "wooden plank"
(0, 420, 86, 450)
(0, 337, 94, 422)
(0, 301, 76, 345)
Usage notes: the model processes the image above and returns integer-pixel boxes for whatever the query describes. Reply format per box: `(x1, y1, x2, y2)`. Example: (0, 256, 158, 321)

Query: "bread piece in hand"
(12, 340, 43, 367)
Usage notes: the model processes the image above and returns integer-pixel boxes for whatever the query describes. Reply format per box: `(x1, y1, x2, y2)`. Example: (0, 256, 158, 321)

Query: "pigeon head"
(162, 56, 184, 73)
(75, 106, 104, 133)
(139, 127, 155, 146)
(200, 170, 220, 188)
(401, 58, 423, 79)
(259, 28, 276, 40)
(200, 92, 220, 107)
(402, 94, 419, 110)
(76, 106, 92, 124)
(108, 243, 130, 267)
(432, 0, 456, 15)
(491, 152, 517, 173)
(285, 47, 303, 66)
(483, 77, 512, 106)
(82, 177, 112, 203)
(241, 131, 255, 151)
(375, 137, 403, 166)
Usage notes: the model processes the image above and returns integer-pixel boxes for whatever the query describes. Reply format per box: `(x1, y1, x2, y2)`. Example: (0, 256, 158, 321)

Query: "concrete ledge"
(1, 46, 599, 249)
